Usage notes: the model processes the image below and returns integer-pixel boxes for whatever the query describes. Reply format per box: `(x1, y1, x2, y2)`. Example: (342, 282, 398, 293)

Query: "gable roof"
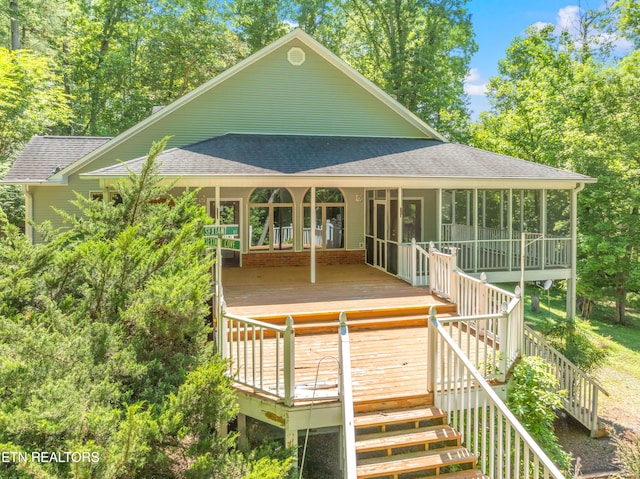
(82, 134, 594, 182)
(2, 136, 111, 184)
(50, 28, 445, 182)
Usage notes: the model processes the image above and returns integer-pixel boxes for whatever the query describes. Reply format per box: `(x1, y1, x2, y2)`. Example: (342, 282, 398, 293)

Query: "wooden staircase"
(353, 396, 489, 479)
(246, 304, 457, 335)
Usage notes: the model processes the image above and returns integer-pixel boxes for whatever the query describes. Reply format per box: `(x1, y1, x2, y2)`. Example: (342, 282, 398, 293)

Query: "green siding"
(77, 38, 427, 173)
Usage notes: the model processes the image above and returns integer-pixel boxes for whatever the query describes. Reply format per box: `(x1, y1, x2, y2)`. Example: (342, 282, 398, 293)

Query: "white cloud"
(464, 68, 488, 97)
(557, 5, 581, 33)
(528, 4, 633, 55)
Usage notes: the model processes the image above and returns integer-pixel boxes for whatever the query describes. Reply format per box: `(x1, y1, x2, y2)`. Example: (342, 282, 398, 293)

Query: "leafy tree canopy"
(470, 6, 640, 324)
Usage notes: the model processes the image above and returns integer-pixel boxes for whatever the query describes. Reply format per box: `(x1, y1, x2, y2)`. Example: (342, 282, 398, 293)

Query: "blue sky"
(464, 0, 632, 118)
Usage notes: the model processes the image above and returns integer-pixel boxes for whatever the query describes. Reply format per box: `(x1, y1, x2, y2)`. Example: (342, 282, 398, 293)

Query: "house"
(5, 29, 598, 478)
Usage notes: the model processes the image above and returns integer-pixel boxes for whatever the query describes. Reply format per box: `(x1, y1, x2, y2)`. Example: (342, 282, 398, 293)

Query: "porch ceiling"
(222, 264, 447, 318)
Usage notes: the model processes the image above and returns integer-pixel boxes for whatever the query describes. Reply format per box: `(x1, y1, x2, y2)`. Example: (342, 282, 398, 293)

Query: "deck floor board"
(220, 265, 490, 403)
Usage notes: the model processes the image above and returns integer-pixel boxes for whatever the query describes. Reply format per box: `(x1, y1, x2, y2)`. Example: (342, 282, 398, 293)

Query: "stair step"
(432, 469, 490, 479)
(356, 447, 477, 478)
(248, 303, 457, 325)
(289, 314, 430, 335)
(354, 394, 434, 413)
(356, 425, 461, 453)
(354, 406, 447, 430)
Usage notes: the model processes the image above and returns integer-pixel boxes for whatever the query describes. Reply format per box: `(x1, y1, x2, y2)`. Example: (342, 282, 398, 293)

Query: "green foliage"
(0, 139, 291, 478)
(0, 48, 71, 161)
(545, 319, 610, 374)
(339, 0, 477, 141)
(508, 356, 571, 471)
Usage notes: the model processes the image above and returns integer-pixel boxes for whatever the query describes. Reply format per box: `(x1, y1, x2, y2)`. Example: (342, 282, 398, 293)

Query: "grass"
(502, 282, 640, 434)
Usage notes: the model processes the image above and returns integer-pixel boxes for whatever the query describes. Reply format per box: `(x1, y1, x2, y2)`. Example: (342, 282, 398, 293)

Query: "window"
(89, 191, 122, 205)
(303, 188, 345, 249)
(249, 188, 293, 251)
(110, 192, 123, 205)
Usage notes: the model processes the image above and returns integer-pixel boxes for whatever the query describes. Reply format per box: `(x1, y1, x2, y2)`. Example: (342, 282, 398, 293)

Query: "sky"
(463, 0, 632, 118)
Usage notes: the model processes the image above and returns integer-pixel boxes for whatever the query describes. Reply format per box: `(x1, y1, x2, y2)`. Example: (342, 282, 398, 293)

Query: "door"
(375, 201, 386, 270)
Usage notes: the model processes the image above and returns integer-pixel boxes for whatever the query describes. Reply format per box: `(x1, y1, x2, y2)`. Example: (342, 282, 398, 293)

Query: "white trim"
(55, 29, 446, 181)
(85, 175, 594, 191)
(23, 185, 33, 243)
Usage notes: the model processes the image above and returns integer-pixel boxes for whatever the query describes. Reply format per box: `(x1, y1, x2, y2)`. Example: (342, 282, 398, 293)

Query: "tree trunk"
(614, 285, 627, 325)
(10, 0, 20, 50)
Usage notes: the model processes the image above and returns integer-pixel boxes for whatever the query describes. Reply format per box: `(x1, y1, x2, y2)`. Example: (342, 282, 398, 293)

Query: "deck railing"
(398, 239, 430, 286)
(429, 245, 457, 301)
(523, 325, 609, 437)
(220, 310, 296, 406)
(437, 224, 571, 272)
(429, 309, 565, 479)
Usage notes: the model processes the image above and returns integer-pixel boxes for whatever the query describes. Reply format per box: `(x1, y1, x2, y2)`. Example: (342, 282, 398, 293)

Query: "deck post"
(237, 413, 248, 452)
(449, 247, 457, 304)
(284, 426, 299, 470)
(411, 238, 417, 286)
(427, 306, 438, 393)
(284, 316, 295, 407)
(428, 241, 435, 294)
(220, 301, 228, 359)
(338, 311, 357, 479)
(499, 301, 509, 381)
(590, 387, 600, 438)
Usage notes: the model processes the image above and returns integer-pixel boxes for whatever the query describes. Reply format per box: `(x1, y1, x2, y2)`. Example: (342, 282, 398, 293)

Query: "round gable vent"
(287, 47, 306, 66)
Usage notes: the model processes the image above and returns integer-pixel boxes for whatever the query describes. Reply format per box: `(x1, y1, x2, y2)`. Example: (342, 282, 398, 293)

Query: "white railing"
(523, 326, 609, 437)
(221, 310, 296, 406)
(428, 309, 566, 479)
(429, 245, 457, 301)
(338, 312, 357, 479)
(437, 225, 571, 272)
(397, 239, 429, 286)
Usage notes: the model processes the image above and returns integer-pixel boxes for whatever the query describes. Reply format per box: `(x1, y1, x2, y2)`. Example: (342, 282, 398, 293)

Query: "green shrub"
(508, 356, 572, 471)
(545, 319, 610, 374)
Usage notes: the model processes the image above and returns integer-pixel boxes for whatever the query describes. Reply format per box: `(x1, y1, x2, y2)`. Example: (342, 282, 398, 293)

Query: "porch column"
(398, 188, 403, 243)
(473, 188, 478, 273)
(567, 184, 585, 320)
(310, 186, 316, 284)
(507, 189, 513, 271)
(215, 186, 220, 223)
(23, 185, 34, 243)
(541, 189, 547, 270)
(437, 189, 442, 243)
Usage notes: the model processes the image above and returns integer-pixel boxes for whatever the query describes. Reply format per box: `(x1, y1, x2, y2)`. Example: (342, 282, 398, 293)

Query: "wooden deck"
(221, 265, 453, 403)
(222, 264, 448, 317)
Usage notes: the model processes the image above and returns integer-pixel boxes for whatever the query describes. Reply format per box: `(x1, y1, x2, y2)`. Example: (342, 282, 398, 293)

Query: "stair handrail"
(523, 325, 609, 437)
(429, 307, 565, 479)
(338, 311, 357, 479)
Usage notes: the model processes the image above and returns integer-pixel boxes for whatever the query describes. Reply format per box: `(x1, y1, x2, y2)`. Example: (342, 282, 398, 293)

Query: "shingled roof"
(3, 136, 111, 183)
(82, 134, 592, 181)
